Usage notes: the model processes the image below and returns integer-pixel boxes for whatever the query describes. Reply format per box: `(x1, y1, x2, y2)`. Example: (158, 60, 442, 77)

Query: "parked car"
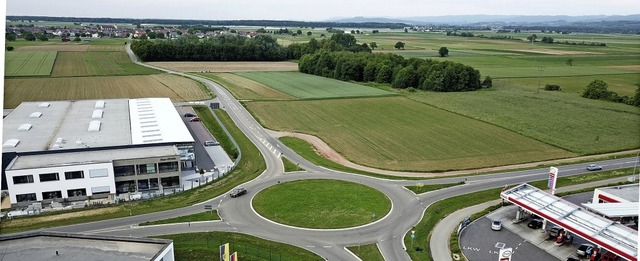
(587, 164, 603, 171)
(577, 243, 595, 257)
(491, 220, 502, 231)
(189, 117, 201, 122)
(601, 252, 620, 261)
(548, 226, 564, 238)
(566, 256, 581, 261)
(204, 140, 219, 146)
(528, 218, 543, 229)
(184, 113, 196, 117)
(230, 187, 247, 198)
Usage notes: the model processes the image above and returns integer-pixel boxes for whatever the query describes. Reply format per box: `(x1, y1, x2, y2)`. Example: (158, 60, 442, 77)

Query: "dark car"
(528, 218, 543, 229)
(184, 113, 196, 117)
(567, 256, 581, 261)
(189, 117, 201, 122)
(230, 187, 247, 198)
(548, 226, 564, 239)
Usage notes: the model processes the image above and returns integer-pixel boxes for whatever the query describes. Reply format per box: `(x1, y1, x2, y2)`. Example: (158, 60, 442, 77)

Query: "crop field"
(16, 45, 91, 51)
(197, 73, 295, 100)
(235, 71, 395, 99)
(246, 96, 574, 171)
(4, 74, 209, 108)
(147, 61, 298, 72)
(50, 51, 159, 77)
(5, 51, 57, 76)
(407, 80, 640, 154)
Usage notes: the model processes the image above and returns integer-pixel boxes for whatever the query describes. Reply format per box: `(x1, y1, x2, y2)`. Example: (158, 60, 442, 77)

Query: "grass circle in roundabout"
(253, 179, 391, 229)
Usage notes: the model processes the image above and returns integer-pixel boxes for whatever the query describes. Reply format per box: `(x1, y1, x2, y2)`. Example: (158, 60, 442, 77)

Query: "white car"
(587, 164, 603, 171)
(491, 220, 502, 231)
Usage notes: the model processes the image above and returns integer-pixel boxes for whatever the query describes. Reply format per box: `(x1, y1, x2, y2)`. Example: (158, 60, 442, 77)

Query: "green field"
(139, 211, 219, 226)
(247, 96, 574, 171)
(252, 179, 390, 228)
(51, 51, 159, 77)
(347, 243, 384, 261)
(5, 51, 57, 76)
(235, 71, 394, 99)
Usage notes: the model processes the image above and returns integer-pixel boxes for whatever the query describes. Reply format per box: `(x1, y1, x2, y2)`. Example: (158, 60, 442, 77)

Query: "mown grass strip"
(407, 167, 636, 260)
(0, 109, 264, 234)
(194, 106, 238, 160)
(347, 243, 384, 261)
(140, 211, 220, 226)
(156, 232, 323, 261)
(282, 156, 304, 172)
(406, 182, 465, 194)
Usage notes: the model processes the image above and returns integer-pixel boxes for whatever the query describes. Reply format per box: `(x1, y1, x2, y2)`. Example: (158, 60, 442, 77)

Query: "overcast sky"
(6, 0, 640, 21)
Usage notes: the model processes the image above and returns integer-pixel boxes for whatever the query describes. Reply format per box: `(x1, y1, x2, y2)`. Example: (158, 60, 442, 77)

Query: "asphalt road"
(43, 45, 639, 261)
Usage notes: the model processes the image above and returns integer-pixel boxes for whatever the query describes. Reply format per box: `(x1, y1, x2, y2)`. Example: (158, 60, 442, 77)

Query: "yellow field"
(147, 61, 299, 72)
(199, 73, 295, 100)
(4, 74, 210, 108)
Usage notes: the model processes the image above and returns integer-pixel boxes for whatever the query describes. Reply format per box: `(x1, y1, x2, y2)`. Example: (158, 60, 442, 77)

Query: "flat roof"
(597, 184, 639, 203)
(0, 231, 171, 261)
(8, 145, 178, 170)
(3, 98, 194, 153)
(130, 98, 194, 144)
(501, 183, 638, 261)
(582, 202, 639, 218)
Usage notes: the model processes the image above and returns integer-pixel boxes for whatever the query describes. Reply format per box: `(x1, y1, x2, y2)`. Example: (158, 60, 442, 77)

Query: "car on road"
(587, 164, 603, 171)
(577, 243, 595, 257)
(204, 140, 219, 146)
(230, 187, 247, 198)
(491, 220, 502, 231)
(189, 117, 201, 122)
(527, 218, 543, 229)
(184, 113, 196, 117)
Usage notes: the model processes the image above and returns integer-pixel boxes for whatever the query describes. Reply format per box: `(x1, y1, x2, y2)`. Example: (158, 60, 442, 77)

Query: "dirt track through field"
(147, 61, 299, 72)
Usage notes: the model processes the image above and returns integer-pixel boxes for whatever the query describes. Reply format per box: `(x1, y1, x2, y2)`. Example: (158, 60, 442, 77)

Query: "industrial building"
(2, 98, 195, 206)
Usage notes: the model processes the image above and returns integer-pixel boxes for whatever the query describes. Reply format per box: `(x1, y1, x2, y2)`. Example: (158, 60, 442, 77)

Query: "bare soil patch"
(608, 65, 640, 71)
(511, 49, 602, 55)
(147, 61, 299, 72)
(17, 45, 90, 52)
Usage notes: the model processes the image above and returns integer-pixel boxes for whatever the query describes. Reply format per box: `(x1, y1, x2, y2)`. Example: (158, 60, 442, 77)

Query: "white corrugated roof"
(582, 202, 639, 218)
(129, 98, 194, 144)
(501, 183, 638, 261)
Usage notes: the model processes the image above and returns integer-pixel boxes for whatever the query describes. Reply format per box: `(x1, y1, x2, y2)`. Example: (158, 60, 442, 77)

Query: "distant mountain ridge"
(328, 14, 640, 25)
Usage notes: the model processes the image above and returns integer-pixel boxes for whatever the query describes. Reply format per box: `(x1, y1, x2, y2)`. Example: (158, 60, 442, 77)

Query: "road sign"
(548, 167, 558, 192)
(204, 205, 212, 210)
(498, 247, 513, 261)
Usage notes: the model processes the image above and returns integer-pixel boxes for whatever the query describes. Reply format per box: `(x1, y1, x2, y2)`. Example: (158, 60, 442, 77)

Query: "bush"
(6, 46, 14, 51)
(544, 84, 561, 91)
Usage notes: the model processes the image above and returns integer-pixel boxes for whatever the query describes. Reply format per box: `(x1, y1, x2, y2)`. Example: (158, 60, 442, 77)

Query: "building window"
(13, 175, 34, 184)
(68, 188, 87, 197)
(91, 186, 111, 194)
(158, 161, 179, 173)
(114, 165, 135, 177)
(39, 173, 60, 182)
(89, 168, 109, 178)
(65, 171, 84, 180)
(42, 191, 62, 200)
(116, 181, 136, 193)
(138, 180, 149, 191)
(137, 163, 157, 174)
(161, 176, 180, 187)
(16, 193, 37, 202)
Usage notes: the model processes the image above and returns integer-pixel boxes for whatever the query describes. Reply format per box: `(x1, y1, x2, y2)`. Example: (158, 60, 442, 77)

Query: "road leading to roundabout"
(252, 179, 391, 229)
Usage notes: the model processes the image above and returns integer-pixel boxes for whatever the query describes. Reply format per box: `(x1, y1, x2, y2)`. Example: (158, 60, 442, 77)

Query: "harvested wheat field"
(147, 61, 299, 72)
(199, 73, 295, 100)
(4, 74, 210, 108)
(17, 44, 90, 52)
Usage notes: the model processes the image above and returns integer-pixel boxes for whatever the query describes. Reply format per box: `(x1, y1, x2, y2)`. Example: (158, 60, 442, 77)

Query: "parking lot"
(460, 192, 610, 261)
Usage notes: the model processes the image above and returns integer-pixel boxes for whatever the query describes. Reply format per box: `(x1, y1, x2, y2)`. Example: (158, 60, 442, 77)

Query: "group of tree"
(582, 79, 640, 106)
(287, 32, 371, 60)
(298, 51, 489, 92)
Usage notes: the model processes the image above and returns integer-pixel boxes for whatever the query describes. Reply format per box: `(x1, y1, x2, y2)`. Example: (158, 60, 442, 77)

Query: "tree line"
(298, 51, 490, 92)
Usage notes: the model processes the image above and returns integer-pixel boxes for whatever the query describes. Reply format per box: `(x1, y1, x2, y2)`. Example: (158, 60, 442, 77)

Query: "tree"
(438, 47, 449, 57)
(394, 41, 405, 50)
(307, 31, 312, 36)
(526, 34, 537, 44)
(404, 28, 408, 33)
(565, 58, 574, 66)
(296, 29, 303, 35)
(24, 33, 36, 41)
(6, 33, 16, 41)
(582, 80, 609, 99)
(372, 30, 379, 34)
(38, 34, 49, 41)
(73, 36, 81, 42)
(482, 76, 493, 88)
(350, 30, 356, 34)
(633, 84, 640, 107)
(256, 28, 267, 33)
(369, 42, 377, 50)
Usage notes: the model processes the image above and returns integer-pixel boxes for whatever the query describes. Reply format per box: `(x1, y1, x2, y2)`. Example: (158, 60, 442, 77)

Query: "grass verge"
(282, 156, 304, 172)
(406, 182, 466, 194)
(407, 167, 637, 260)
(0, 109, 264, 234)
(194, 106, 238, 159)
(253, 179, 390, 229)
(347, 243, 384, 261)
(156, 232, 323, 261)
(139, 211, 220, 226)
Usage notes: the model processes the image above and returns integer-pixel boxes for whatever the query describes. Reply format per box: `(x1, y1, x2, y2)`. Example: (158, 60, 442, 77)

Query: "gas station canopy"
(501, 183, 638, 261)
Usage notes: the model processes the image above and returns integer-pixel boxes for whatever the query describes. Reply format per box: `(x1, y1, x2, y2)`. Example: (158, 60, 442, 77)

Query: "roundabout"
(252, 179, 391, 229)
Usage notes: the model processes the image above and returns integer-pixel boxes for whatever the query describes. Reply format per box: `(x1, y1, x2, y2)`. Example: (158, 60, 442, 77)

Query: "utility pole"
(537, 66, 545, 94)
